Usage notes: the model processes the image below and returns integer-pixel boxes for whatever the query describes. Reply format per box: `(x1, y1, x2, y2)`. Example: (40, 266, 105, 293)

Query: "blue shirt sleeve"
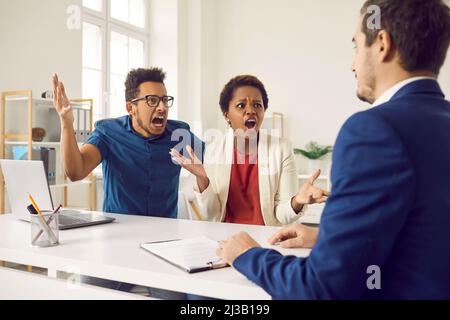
(86, 121, 109, 161)
(233, 111, 416, 299)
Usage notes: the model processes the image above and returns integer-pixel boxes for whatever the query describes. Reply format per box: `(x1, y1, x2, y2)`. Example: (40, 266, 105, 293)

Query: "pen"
(29, 206, 57, 245)
(27, 194, 58, 244)
(28, 193, 46, 224)
(146, 239, 181, 244)
(207, 259, 229, 270)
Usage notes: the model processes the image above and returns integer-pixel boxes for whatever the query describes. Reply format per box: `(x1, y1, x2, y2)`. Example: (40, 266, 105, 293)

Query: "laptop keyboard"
(58, 210, 113, 226)
(59, 214, 89, 226)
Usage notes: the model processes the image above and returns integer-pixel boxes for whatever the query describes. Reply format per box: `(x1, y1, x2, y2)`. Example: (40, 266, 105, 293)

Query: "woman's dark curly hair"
(219, 75, 269, 113)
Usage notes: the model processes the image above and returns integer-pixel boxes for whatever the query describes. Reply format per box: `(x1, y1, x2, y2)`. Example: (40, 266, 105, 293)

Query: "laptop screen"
(0, 160, 54, 221)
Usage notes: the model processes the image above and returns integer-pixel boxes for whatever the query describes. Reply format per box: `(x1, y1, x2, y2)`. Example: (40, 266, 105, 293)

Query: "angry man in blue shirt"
(52, 68, 203, 218)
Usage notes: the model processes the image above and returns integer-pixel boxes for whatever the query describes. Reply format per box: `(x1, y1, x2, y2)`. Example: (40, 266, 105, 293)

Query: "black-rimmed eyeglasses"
(131, 95, 174, 108)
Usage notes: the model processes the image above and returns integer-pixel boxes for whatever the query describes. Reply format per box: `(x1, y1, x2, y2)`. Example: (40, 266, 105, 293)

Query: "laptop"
(0, 160, 115, 230)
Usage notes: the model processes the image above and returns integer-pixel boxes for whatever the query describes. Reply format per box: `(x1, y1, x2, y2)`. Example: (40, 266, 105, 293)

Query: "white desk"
(0, 213, 310, 300)
(0, 268, 153, 300)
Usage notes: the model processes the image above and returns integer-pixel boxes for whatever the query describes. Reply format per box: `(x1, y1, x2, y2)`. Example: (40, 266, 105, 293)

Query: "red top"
(224, 148, 265, 226)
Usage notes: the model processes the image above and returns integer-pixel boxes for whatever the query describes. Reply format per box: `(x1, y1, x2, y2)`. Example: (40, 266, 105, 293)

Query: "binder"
(140, 236, 229, 273)
(83, 109, 88, 143)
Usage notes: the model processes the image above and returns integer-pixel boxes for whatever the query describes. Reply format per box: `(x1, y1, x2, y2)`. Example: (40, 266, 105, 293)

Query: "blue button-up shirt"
(86, 116, 203, 218)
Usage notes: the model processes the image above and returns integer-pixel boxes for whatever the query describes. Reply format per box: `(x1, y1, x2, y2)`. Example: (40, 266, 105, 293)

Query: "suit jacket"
(193, 129, 306, 226)
(233, 79, 450, 299)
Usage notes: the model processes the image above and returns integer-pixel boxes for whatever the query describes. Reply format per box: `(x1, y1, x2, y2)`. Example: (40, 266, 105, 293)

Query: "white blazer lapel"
(258, 132, 273, 224)
(216, 128, 233, 220)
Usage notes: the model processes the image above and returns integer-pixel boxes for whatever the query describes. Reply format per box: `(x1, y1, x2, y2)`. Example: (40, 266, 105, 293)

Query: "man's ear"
(377, 30, 395, 63)
(126, 102, 135, 117)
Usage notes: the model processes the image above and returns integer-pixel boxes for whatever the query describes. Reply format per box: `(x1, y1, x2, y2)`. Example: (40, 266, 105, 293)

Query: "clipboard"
(140, 236, 229, 273)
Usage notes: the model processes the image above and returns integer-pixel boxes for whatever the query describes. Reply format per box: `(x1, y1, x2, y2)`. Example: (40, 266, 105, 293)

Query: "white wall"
(148, 0, 180, 120)
(213, 0, 450, 150)
(0, 0, 82, 96)
(149, 0, 218, 136)
(0, 0, 85, 210)
(149, 0, 450, 150)
(440, 0, 450, 100)
(175, 0, 218, 134)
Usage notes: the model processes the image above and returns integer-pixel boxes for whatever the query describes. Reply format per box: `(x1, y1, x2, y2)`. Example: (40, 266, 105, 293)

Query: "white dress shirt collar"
(372, 76, 436, 107)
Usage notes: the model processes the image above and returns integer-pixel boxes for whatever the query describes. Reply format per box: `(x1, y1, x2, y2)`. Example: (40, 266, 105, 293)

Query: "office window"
(110, 0, 146, 28)
(83, 0, 103, 12)
(110, 32, 144, 118)
(82, 0, 148, 121)
(82, 22, 103, 122)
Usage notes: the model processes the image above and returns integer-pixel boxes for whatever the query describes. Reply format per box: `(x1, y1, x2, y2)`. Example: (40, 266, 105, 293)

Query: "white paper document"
(140, 236, 229, 273)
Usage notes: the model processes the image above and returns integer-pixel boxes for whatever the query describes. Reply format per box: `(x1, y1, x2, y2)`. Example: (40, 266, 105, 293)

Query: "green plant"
(294, 142, 333, 160)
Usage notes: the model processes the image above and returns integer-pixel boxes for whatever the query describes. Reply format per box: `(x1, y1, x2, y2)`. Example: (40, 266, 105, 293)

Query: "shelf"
(4, 97, 91, 110)
(50, 180, 92, 189)
(5, 141, 60, 146)
(4, 141, 84, 147)
(1, 90, 95, 213)
(2, 179, 91, 189)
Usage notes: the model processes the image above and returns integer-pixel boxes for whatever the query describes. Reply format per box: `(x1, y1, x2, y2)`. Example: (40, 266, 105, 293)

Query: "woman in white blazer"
(171, 75, 329, 227)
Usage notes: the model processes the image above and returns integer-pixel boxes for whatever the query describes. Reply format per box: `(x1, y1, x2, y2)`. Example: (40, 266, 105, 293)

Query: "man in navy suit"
(217, 0, 450, 299)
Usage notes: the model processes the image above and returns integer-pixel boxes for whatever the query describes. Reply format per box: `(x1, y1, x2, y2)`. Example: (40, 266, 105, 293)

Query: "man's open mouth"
(245, 119, 257, 129)
(152, 116, 165, 128)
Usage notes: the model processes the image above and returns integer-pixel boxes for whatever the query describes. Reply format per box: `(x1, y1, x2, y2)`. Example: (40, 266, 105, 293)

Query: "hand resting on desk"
(217, 224, 318, 266)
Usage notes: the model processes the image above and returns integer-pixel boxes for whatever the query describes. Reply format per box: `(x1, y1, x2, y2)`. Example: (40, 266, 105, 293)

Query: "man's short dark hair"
(360, 0, 450, 75)
(219, 75, 269, 114)
(125, 68, 166, 102)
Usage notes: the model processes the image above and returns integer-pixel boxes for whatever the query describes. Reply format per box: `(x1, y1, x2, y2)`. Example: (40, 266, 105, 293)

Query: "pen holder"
(30, 211, 59, 247)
